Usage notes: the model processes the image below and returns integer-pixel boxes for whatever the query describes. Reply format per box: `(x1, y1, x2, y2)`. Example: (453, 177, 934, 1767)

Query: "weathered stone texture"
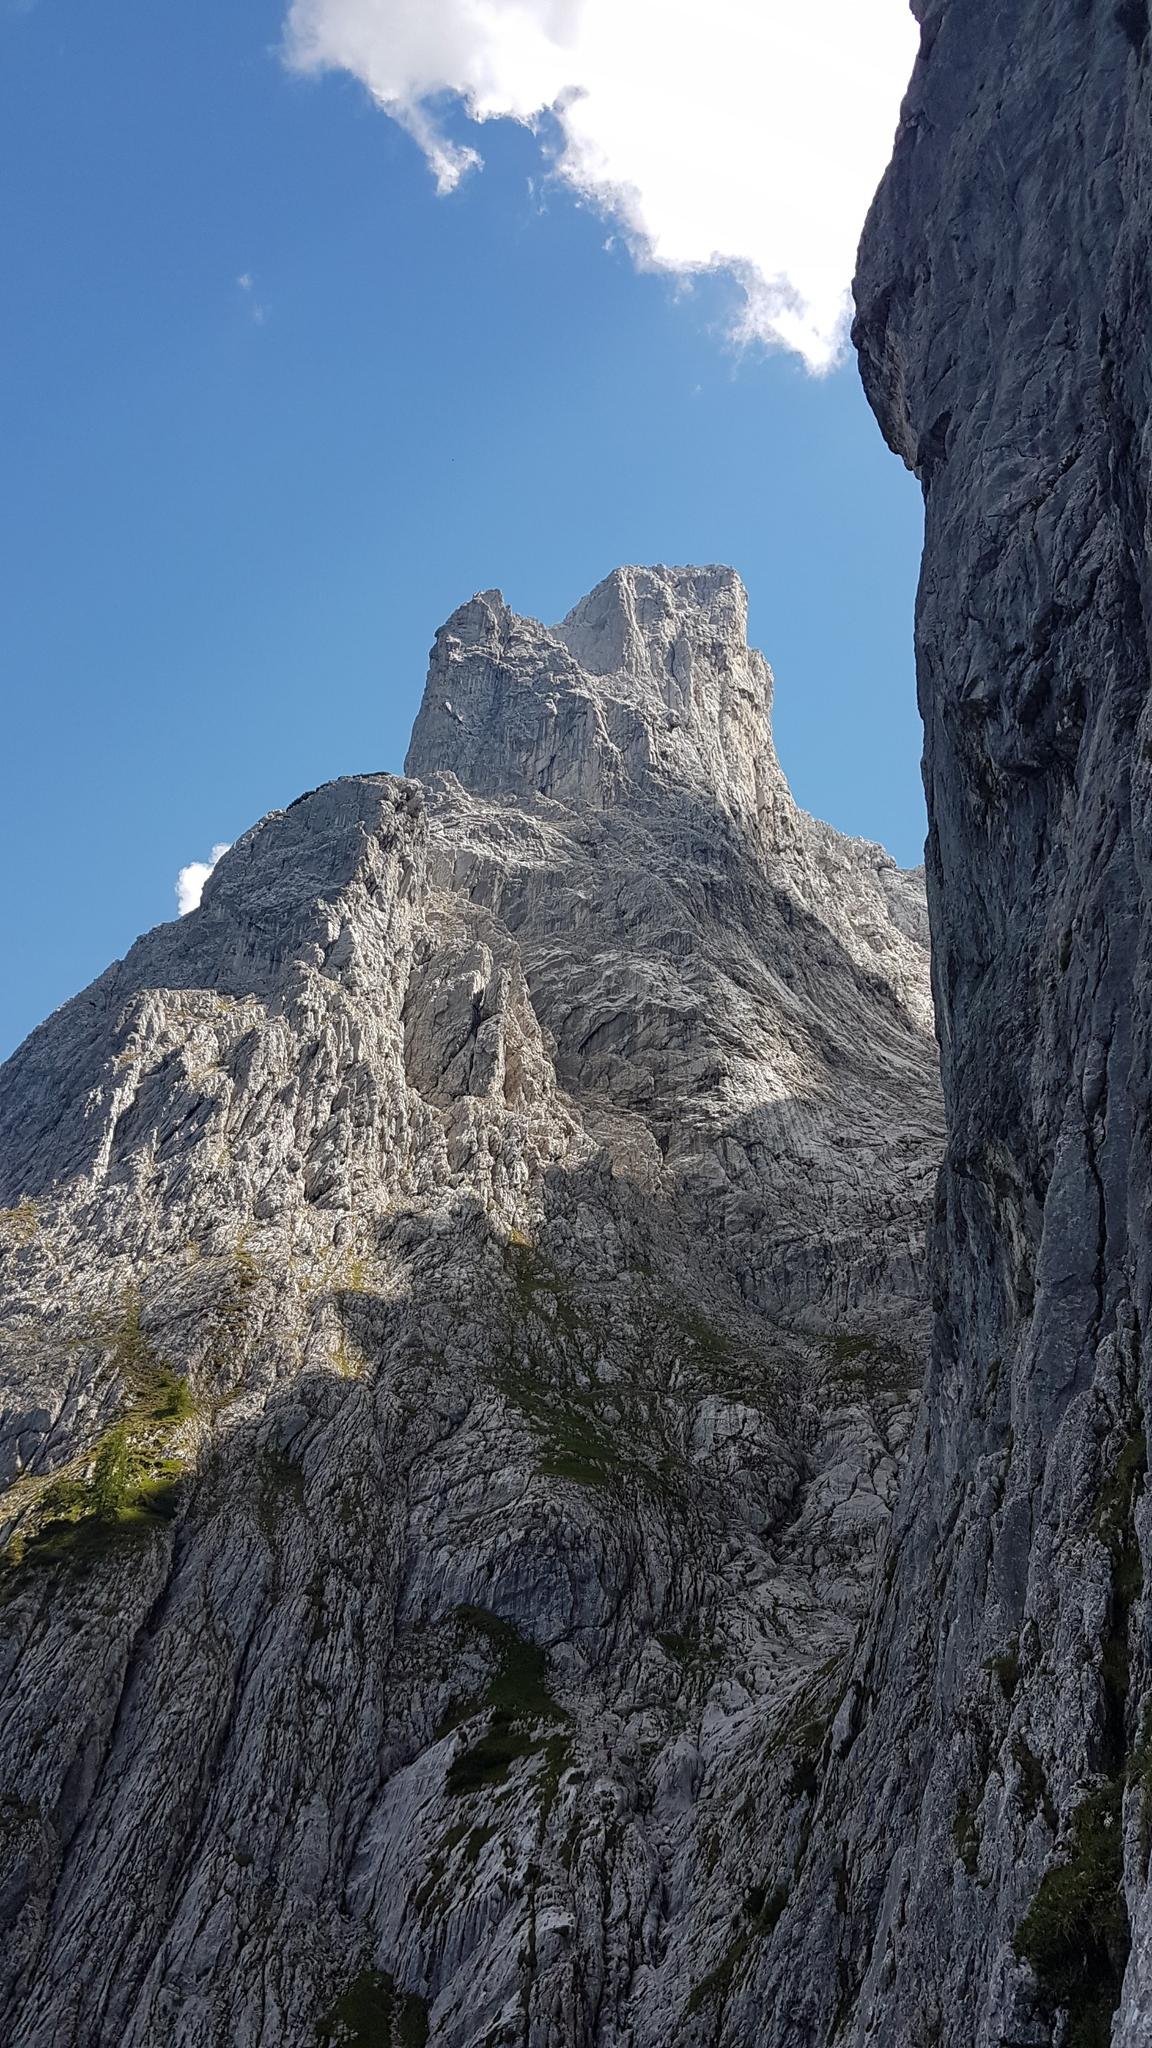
(0, 567, 939, 2044)
(739, 6, 1152, 2044)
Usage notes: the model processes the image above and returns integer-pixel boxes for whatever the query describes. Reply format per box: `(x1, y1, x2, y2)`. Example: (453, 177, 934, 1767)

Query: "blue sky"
(0, 0, 923, 1058)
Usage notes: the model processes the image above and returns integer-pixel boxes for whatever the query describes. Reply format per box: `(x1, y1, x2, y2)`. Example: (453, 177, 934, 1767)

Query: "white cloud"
(176, 844, 231, 916)
(236, 271, 267, 323)
(282, 0, 918, 371)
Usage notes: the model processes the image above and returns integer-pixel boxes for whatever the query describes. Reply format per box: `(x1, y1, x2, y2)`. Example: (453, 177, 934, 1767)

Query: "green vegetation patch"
(823, 1331, 917, 1399)
(110, 1287, 195, 1422)
(446, 1820, 494, 1867)
(533, 1401, 632, 1490)
(498, 1246, 642, 1488)
(683, 1887, 787, 2020)
(446, 1722, 541, 1796)
(3, 1285, 194, 1573)
(1127, 1702, 1152, 1854)
(666, 1304, 740, 1375)
(742, 1884, 788, 1934)
(662, 1298, 788, 1412)
(495, 1244, 785, 1497)
(315, 1969, 428, 2048)
(684, 1935, 749, 2021)
(1014, 1781, 1130, 2048)
(1095, 1425, 1148, 1550)
(10, 1425, 183, 1570)
(446, 1605, 566, 1797)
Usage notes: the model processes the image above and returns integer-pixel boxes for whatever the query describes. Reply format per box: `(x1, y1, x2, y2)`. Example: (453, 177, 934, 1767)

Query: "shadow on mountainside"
(0, 1140, 932, 2048)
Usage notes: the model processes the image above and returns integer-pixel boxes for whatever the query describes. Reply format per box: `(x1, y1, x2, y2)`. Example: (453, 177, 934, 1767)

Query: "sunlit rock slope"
(0, 564, 940, 2046)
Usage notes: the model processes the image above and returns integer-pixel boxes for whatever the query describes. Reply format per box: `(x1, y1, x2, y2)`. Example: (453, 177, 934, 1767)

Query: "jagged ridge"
(0, 567, 940, 2046)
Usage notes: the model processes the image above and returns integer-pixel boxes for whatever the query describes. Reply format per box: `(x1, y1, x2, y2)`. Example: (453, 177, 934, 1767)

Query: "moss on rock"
(1014, 1781, 1129, 2048)
(315, 1969, 428, 2048)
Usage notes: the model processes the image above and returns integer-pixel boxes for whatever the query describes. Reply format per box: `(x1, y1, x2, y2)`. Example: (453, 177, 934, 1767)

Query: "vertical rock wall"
(745, 4, 1152, 2043)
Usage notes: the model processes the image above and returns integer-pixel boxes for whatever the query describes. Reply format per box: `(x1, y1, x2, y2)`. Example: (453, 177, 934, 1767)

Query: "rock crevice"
(739, 9, 1152, 2045)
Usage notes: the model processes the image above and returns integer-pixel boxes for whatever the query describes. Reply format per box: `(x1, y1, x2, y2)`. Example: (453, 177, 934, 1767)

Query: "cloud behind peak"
(176, 844, 230, 917)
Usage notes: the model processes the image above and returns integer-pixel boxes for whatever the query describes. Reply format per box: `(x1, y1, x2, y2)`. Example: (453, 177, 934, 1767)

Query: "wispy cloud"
(176, 843, 230, 916)
(282, 0, 917, 371)
(236, 271, 267, 325)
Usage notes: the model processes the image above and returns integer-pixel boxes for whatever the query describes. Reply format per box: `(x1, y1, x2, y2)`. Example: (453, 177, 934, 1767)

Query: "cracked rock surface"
(735, 7, 1152, 2046)
(0, 564, 940, 2045)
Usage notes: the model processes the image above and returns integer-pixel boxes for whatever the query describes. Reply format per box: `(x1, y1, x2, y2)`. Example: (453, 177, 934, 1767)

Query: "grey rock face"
(0, 565, 939, 2044)
(736, 8, 1152, 2046)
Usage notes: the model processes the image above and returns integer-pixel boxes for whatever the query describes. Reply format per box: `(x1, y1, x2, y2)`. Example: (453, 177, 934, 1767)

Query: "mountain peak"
(0, 558, 940, 2048)
(554, 563, 748, 681)
(404, 563, 786, 824)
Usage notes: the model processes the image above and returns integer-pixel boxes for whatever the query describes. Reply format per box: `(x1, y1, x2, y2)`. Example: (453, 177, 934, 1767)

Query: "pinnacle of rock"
(405, 562, 788, 828)
(0, 566, 941, 2046)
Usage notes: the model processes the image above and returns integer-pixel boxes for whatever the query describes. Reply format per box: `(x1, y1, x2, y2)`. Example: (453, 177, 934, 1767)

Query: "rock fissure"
(726, 8, 1152, 2045)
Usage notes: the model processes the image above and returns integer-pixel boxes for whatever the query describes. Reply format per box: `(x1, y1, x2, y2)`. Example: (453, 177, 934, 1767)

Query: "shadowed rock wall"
(737, 6, 1152, 2044)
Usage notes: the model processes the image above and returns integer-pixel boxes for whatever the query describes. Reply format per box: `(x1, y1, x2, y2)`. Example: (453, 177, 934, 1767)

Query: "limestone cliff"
(0, 566, 939, 2045)
(738, 6, 1152, 2045)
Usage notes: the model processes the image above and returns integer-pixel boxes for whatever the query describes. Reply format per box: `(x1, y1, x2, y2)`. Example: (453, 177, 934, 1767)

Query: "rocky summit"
(0, 563, 940, 2046)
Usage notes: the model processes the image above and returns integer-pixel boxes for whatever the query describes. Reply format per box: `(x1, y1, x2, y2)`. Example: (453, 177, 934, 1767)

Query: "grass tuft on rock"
(0, 1198, 39, 1248)
(315, 1968, 428, 2048)
(446, 1605, 566, 1796)
(683, 1886, 788, 2020)
(3, 1285, 195, 1573)
(1014, 1781, 1129, 2048)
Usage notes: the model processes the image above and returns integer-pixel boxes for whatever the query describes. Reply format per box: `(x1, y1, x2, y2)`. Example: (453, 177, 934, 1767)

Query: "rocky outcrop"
(0, 566, 939, 2045)
(738, 6, 1152, 2045)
